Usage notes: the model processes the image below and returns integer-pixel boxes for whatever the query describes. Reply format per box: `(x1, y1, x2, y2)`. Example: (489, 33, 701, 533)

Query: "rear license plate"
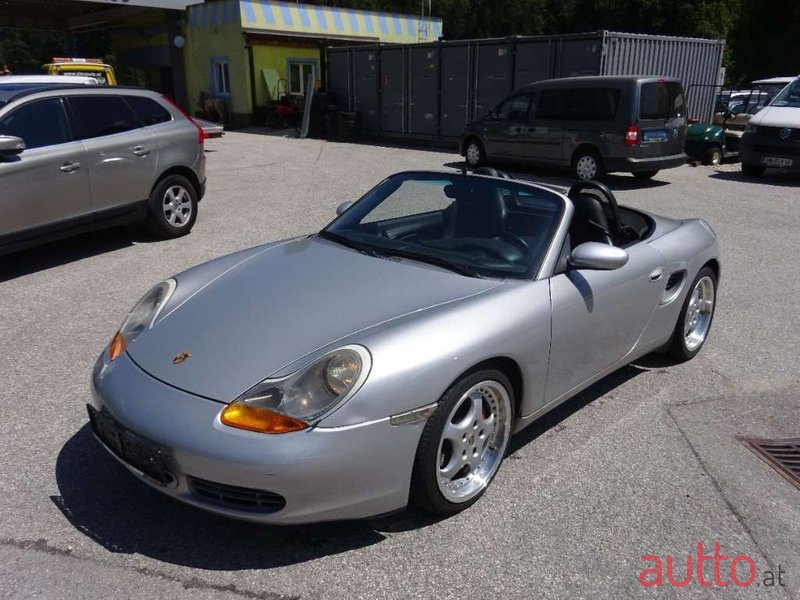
(642, 129, 669, 142)
(87, 405, 173, 486)
(762, 156, 793, 167)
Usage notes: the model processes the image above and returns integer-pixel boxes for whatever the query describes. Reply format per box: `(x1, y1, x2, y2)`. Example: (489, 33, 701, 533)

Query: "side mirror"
(569, 242, 629, 271)
(0, 135, 25, 157)
(336, 201, 353, 216)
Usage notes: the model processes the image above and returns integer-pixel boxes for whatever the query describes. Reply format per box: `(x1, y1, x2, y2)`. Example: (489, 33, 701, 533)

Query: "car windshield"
(770, 79, 800, 108)
(321, 172, 564, 279)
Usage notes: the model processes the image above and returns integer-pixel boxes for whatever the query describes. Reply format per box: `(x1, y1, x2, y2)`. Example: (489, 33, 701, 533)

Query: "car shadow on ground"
(441, 161, 672, 190)
(54, 354, 675, 570)
(0, 227, 155, 283)
(709, 169, 800, 187)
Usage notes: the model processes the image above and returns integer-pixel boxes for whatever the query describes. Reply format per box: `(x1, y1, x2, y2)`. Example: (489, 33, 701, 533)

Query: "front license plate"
(642, 129, 669, 142)
(762, 156, 793, 167)
(87, 405, 173, 486)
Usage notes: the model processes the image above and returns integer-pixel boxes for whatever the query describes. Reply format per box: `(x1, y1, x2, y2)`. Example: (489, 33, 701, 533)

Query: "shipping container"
(326, 31, 724, 143)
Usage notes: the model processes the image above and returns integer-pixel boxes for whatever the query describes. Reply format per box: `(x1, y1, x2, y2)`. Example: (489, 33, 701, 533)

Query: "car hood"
(751, 106, 800, 127)
(127, 236, 501, 402)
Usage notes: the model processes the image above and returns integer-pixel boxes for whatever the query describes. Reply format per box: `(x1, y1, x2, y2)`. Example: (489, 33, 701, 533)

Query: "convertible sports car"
(89, 169, 719, 524)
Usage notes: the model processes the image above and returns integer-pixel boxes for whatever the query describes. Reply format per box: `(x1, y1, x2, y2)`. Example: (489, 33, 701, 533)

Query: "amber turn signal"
(108, 331, 127, 361)
(220, 403, 309, 434)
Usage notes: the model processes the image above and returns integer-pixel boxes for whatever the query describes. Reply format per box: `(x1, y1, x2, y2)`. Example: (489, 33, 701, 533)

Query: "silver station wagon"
(0, 84, 206, 255)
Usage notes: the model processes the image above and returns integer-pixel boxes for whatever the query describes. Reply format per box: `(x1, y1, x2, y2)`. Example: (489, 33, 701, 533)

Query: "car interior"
(336, 170, 654, 278)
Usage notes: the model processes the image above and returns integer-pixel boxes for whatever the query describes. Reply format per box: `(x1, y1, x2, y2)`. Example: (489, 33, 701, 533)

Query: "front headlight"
(107, 279, 176, 361)
(220, 345, 371, 434)
(745, 123, 758, 134)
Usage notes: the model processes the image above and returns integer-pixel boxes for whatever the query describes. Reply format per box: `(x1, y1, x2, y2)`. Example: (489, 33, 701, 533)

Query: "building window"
(287, 60, 316, 96)
(211, 57, 230, 97)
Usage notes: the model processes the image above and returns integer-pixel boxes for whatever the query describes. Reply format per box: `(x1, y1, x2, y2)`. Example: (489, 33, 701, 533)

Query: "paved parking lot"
(0, 131, 798, 599)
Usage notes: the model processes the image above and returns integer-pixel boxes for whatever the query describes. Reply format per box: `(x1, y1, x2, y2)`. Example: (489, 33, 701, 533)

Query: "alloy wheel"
(684, 276, 715, 351)
(436, 380, 512, 503)
(162, 185, 193, 228)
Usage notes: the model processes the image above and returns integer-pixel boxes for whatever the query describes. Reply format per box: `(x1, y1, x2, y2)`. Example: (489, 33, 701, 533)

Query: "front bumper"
(740, 135, 800, 172)
(605, 152, 687, 173)
(90, 352, 423, 524)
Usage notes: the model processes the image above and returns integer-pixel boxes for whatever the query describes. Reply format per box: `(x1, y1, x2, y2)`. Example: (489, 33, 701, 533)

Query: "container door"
(353, 50, 379, 134)
(380, 48, 404, 134)
(636, 81, 687, 158)
(408, 47, 438, 136)
(474, 42, 513, 120)
(440, 45, 470, 138)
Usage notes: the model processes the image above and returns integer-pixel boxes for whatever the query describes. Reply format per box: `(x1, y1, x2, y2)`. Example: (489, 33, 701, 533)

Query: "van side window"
(492, 94, 532, 121)
(536, 90, 564, 119)
(0, 98, 71, 149)
(562, 89, 620, 120)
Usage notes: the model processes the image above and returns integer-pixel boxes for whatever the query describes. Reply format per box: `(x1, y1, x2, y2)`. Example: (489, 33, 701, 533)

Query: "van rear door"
(636, 80, 687, 158)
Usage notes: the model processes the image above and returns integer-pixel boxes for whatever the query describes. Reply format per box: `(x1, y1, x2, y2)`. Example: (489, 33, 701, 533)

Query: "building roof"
(188, 0, 442, 44)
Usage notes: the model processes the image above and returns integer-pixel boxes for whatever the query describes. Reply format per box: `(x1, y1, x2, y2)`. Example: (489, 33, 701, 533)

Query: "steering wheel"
(568, 180, 621, 241)
(501, 231, 530, 253)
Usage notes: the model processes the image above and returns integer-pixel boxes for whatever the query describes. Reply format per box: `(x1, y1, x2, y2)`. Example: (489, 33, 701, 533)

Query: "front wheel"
(410, 370, 514, 516)
(464, 138, 485, 168)
(146, 174, 198, 238)
(633, 170, 659, 179)
(704, 146, 723, 166)
(668, 267, 717, 361)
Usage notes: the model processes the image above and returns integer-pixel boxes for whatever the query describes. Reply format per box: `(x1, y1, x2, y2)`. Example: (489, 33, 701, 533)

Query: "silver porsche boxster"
(89, 169, 719, 524)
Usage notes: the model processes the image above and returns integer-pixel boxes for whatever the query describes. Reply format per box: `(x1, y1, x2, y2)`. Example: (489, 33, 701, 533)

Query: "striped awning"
(238, 0, 442, 43)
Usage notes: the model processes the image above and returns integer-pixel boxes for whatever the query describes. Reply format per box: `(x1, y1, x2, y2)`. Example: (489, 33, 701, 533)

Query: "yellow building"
(185, 0, 442, 126)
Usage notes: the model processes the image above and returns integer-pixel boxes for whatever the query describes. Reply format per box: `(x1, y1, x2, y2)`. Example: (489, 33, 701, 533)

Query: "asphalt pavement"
(0, 131, 798, 599)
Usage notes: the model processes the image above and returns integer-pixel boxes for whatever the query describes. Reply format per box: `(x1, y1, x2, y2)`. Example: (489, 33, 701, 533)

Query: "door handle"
(60, 162, 81, 173)
(133, 146, 150, 157)
(649, 267, 665, 281)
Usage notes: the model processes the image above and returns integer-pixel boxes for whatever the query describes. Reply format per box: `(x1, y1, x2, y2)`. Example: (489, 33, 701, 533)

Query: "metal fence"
(326, 31, 725, 143)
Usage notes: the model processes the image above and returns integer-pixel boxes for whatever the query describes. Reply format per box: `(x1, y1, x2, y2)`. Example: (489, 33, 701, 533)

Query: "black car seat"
(443, 185, 508, 238)
(569, 193, 613, 246)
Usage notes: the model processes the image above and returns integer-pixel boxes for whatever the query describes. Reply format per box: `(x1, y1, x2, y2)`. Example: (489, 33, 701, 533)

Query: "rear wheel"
(410, 370, 514, 516)
(573, 149, 604, 181)
(464, 138, 485, 168)
(668, 267, 717, 361)
(704, 146, 723, 166)
(633, 170, 659, 179)
(742, 162, 766, 177)
(146, 174, 198, 238)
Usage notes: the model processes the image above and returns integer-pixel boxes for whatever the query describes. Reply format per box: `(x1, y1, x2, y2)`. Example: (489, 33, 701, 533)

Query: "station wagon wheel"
(146, 174, 198, 238)
(410, 369, 514, 516)
(464, 138, 485, 168)
(573, 148, 604, 181)
(669, 266, 717, 361)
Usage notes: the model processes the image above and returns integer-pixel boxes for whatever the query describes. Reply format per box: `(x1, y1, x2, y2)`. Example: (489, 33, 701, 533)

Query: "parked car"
(89, 169, 719, 524)
(460, 76, 688, 181)
(740, 76, 800, 176)
(0, 83, 206, 255)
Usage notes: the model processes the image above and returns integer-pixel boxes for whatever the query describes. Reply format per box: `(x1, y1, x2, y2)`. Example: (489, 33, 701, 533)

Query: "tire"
(146, 174, 198, 238)
(464, 138, 485, 168)
(410, 369, 515, 516)
(668, 267, 717, 361)
(742, 162, 766, 177)
(572, 149, 604, 181)
(704, 146, 723, 166)
(633, 170, 659, 179)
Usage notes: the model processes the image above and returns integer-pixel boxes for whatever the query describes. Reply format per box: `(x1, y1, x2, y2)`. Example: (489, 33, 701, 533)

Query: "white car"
(0, 75, 99, 86)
